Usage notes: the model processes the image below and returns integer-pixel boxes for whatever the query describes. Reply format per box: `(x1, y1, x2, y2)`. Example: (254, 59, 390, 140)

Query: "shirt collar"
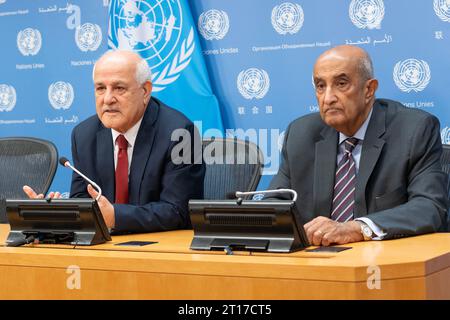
(339, 107, 373, 144)
(111, 117, 143, 148)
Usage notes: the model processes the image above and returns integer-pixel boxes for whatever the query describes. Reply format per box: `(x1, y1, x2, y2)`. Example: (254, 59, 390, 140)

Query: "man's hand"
(23, 185, 61, 199)
(87, 184, 115, 229)
(304, 216, 363, 246)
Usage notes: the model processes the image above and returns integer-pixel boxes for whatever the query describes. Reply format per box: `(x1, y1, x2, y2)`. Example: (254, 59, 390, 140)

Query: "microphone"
(59, 157, 102, 201)
(228, 189, 298, 203)
(226, 191, 244, 205)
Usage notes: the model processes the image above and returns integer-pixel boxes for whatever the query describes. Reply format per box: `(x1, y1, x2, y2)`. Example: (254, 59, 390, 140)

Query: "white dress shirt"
(336, 108, 387, 240)
(111, 117, 143, 174)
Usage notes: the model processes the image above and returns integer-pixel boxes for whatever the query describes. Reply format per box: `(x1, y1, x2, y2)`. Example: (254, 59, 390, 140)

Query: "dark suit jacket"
(269, 99, 448, 239)
(70, 97, 205, 233)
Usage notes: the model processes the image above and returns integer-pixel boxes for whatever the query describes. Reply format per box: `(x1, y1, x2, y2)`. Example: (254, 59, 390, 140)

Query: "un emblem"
(60, 192, 70, 199)
(252, 194, 265, 201)
(109, 0, 194, 92)
(48, 82, 74, 110)
(237, 68, 270, 100)
(0, 84, 17, 112)
(393, 59, 431, 93)
(17, 28, 42, 56)
(434, 0, 450, 22)
(75, 23, 102, 52)
(271, 2, 304, 35)
(198, 9, 229, 40)
(349, 0, 384, 29)
(442, 127, 450, 144)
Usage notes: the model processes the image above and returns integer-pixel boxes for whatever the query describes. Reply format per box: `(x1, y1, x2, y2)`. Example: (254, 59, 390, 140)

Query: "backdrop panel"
(1, 0, 450, 193)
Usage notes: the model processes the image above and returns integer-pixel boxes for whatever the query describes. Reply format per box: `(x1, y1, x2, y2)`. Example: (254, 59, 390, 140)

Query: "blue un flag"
(108, 0, 223, 131)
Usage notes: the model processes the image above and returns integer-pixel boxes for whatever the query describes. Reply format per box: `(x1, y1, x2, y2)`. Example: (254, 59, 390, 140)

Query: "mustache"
(101, 105, 120, 112)
(324, 107, 342, 112)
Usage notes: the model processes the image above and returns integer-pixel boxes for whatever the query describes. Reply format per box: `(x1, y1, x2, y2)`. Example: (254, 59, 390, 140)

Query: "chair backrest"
(202, 138, 263, 200)
(0, 137, 58, 223)
(440, 143, 450, 231)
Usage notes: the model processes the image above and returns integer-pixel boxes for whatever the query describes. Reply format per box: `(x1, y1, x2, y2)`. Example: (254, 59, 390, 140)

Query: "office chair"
(440, 143, 450, 231)
(202, 138, 263, 199)
(0, 137, 58, 223)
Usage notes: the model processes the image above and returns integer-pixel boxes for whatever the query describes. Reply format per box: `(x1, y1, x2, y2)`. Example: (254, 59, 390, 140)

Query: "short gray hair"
(135, 58, 152, 84)
(93, 50, 152, 84)
(357, 53, 374, 81)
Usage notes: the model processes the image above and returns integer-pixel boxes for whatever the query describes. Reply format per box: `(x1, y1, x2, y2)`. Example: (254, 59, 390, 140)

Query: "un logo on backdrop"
(109, 0, 194, 92)
(393, 59, 431, 93)
(252, 194, 265, 201)
(237, 68, 270, 100)
(48, 82, 74, 110)
(198, 9, 229, 40)
(0, 84, 16, 112)
(349, 0, 384, 29)
(17, 28, 42, 56)
(271, 2, 304, 35)
(60, 192, 70, 199)
(441, 127, 450, 144)
(75, 23, 102, 52)
(434, 0, 450, 22)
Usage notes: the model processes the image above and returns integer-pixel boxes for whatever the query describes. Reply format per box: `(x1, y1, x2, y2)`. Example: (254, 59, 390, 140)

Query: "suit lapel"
(354, 102, 386, 217)
(128, 99, 159, 203)
(96, 126, 115, 202)
(314, 126, 338, 218)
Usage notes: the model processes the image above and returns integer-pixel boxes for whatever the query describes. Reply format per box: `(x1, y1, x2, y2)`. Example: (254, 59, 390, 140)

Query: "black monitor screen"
(5, 198, 111, 246)
(189, 199, 309, 253)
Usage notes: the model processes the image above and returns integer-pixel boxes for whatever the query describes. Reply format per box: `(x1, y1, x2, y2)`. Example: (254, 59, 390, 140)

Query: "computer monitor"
(5, 198, 111, 246)
(188, 199, 310, 253)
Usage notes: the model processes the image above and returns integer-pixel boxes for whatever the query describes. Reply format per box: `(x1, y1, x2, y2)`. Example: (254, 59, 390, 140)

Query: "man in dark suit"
(269, 45, 448, 246)
(24, 50, 204, 233)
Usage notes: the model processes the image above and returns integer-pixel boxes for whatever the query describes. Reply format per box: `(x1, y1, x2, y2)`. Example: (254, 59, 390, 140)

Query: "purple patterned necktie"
(331, 137, 359, 222)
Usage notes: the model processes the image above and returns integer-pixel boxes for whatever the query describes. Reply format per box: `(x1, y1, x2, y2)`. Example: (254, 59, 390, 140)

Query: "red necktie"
(115, 134, 129, 204)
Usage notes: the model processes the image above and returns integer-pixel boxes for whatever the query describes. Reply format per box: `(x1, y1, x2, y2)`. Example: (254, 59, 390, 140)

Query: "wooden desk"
(0, 224, 449, 299)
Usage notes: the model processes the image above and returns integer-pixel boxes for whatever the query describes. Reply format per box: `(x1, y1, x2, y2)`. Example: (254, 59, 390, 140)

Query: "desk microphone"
(59, 157, 102, 201)
(226, 189, 298, 205)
